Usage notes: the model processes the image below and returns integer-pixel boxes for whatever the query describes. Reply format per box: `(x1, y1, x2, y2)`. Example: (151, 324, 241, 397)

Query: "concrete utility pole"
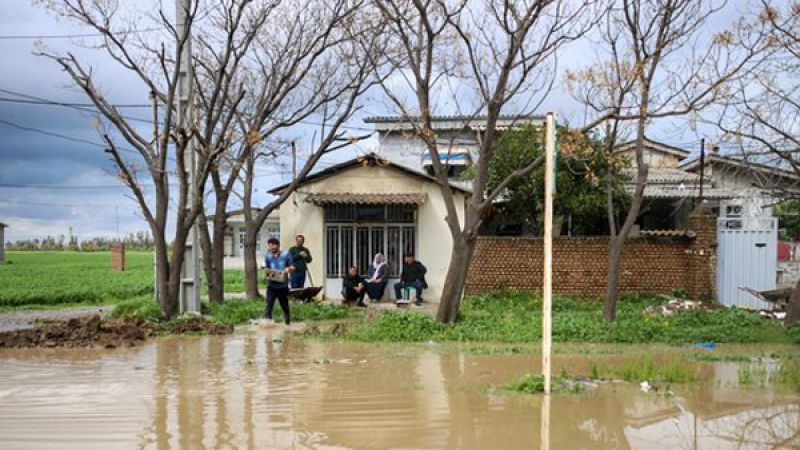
(176, 0, 201, 313)
(542, 112, 556, 395)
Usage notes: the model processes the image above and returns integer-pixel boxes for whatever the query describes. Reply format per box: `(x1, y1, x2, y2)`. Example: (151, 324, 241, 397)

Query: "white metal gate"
(716, 218, 777, 308)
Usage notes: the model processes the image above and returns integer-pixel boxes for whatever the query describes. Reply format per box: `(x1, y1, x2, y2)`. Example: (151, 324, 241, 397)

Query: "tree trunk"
(198, 200, 227, 304)
(197, 214, 218, 303)
(153, 235, 174, 320)
(208, 216, 226, 303)
(243, 226, 261, 300)
(436, 236, 476, 324)
(785, 277, 800, 326)
(604, 234, 625, 322)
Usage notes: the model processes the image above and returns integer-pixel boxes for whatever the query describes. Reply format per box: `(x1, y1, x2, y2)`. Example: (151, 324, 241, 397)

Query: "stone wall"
(465, 208, 717, 300)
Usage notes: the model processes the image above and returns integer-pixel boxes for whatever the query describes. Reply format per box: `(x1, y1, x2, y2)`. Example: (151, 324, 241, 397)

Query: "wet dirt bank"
(0, 315, 232, 348)
(0, 329, 797, 449)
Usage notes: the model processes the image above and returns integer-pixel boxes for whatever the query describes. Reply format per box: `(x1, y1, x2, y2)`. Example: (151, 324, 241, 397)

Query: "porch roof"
(305, 192, 427, 205)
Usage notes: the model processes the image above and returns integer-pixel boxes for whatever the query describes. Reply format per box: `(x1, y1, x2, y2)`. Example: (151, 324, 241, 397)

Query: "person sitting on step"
(394, 253, 427, 305)
(365, 253, 389, 302)
(342, 265, 367, 307)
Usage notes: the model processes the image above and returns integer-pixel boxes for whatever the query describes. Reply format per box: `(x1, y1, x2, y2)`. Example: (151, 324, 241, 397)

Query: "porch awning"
(422, 149, 472, 166)
(305, 192, 426, 205)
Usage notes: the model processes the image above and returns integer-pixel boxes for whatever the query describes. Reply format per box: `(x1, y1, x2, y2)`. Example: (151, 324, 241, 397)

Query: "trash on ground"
(643, 297, 713, 316)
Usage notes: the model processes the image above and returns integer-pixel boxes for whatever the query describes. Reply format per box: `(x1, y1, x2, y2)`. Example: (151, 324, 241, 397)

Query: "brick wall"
(466, 208, 716, 299)
(110, 244, 125, 271)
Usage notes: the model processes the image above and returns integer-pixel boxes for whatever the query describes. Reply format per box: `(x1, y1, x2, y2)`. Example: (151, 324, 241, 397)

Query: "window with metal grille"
(324, 204, 415, 223)
(325, 223, 416, 278)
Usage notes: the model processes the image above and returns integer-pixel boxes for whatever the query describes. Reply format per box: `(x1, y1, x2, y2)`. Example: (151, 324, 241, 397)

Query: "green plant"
(671, 288, 689, 299)
(503, 373, 585, 395)
(110, 296, 162, 322)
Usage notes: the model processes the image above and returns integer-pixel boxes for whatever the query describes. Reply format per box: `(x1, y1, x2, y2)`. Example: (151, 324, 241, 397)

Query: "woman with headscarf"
(365, 253, 389, 302)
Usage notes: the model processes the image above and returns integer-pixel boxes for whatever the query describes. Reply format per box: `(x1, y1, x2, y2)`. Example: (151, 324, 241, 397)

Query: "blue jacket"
(265, 250, 293, 289)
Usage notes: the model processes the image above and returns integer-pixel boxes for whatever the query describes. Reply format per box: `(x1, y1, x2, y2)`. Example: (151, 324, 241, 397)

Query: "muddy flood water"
(0, 327, 798, 449)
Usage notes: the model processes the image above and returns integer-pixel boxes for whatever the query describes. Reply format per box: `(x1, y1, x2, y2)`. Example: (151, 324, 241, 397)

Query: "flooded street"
(0, 328, 797, 449)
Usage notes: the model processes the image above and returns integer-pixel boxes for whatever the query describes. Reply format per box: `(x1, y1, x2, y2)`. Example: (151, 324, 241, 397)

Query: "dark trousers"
(394, 280, 424, 300)
(344, 287, 366, 303)
(265, 286, 291, 324)
(366, 281, 387, 300)
(290, 270, 306, 289)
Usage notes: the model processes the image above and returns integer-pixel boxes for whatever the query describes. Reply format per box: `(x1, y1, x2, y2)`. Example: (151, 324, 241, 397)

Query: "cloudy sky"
(0, 1, 739, 243)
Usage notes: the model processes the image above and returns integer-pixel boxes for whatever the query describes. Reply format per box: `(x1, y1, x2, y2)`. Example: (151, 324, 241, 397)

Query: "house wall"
(279, 164, 466, 301)
(214, 213, 280, 269)
(465, 210, 717, 300)
(709, 161, 776, 219)
(378, 131, 479, 169)
(617, 148, 682, 169)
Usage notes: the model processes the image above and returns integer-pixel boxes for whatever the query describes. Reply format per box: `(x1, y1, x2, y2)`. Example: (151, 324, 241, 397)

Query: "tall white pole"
(177, 0, 200, 313)
(542, 112, 556, 395)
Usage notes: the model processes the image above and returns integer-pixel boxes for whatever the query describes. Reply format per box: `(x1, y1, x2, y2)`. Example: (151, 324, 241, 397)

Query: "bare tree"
(711, 1, 800, 325)
(571, 0, 767, 322)
(35, 0, 309, 317)
(370, 0, 598, 323)
(190, 0, 380, 303)
(235, 1, 382, 300)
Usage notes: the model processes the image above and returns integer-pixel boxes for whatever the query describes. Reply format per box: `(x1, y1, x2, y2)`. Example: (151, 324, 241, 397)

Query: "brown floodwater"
(0, 327, 798, 449)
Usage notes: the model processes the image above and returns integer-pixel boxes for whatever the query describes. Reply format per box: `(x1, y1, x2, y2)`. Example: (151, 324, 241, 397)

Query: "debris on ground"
(759, 310, 787, 320)
(739, 286, 791, 309)
(0, 315, 233, 348)
(695, 340, 715, 349)
(643, 296, 716, 316)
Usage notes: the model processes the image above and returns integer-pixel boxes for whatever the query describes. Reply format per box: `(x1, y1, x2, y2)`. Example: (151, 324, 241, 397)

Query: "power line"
(0, 87, 376, 133)
(0, 118, 141, 155)
(0, 198, 123, 208)
(0, 27, 164, 41)
(0, 182, 173, 190)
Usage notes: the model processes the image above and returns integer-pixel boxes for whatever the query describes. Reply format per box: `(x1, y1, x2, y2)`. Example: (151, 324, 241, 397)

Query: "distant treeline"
(6, 231, 155, 252)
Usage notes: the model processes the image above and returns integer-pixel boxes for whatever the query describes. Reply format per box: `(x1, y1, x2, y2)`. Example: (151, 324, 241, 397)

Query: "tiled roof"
(639, 185, 737, 199)
(305, 192, 427, 205)
(623, 168, 702, 184)
(268, 153, 472, 195)
(364, 114, 544, 123)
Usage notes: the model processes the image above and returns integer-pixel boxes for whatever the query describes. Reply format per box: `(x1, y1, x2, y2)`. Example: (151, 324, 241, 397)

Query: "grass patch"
(109, 296, 162, 322)
(0, 251, 268, 309)
(775, 360, 800, 392)
(340, 291, 797, 344)
(503, 373, 585, 394)
(0, 251, 153, 307)
(588, 357, 699, 383)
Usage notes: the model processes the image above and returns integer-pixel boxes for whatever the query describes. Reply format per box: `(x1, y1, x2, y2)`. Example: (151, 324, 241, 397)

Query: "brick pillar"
(687, 204, 716, 301)
(111, 243, 126, 271)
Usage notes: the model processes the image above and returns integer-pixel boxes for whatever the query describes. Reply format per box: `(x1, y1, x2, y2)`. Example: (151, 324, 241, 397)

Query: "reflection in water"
(0, 333, 798, 449)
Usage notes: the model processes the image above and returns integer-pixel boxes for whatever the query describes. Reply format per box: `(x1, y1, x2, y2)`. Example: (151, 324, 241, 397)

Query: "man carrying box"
(263, 237, 294, 325)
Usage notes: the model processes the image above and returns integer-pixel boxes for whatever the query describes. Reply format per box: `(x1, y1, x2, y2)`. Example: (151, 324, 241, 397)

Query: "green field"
(0, 251, 261, 308)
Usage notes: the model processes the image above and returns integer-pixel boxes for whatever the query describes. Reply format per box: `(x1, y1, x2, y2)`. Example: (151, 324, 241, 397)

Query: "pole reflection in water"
(0, 335, 798, 449)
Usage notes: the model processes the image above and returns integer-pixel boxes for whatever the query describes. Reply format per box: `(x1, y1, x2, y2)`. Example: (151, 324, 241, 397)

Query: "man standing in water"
(264, 237, 294, 325)
(288, 234, 312, 289)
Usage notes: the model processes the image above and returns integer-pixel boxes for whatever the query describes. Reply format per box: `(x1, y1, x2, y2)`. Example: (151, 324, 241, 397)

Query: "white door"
(717, 218, 777, 308)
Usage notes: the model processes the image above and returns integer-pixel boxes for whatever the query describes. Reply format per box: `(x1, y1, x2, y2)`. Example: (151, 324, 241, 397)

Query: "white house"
(613, 138, 798, 231)
(270, 153, 470, 302)
(215, 209, 280, 269)
(365, 114, 544, 187)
